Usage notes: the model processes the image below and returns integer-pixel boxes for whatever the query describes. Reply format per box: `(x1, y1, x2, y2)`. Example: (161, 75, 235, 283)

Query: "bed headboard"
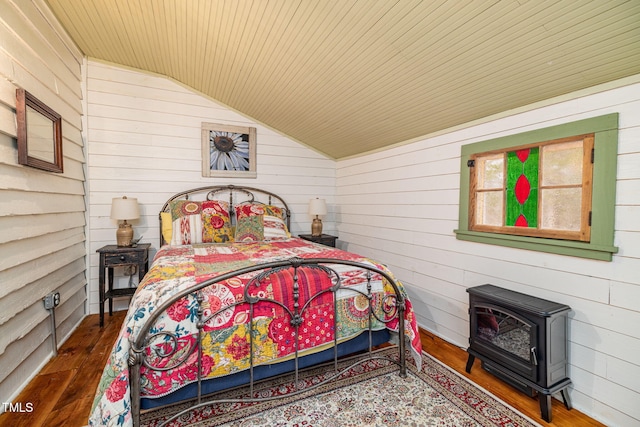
(159, 185, 291, 246)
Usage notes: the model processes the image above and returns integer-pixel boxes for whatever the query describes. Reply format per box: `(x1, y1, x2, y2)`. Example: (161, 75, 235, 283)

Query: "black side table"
(97, 243, 150, 327)
(298, 234, 338, 247)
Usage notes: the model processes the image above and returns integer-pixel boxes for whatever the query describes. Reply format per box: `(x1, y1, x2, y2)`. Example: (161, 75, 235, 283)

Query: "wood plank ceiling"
(46, 0, 640, 159)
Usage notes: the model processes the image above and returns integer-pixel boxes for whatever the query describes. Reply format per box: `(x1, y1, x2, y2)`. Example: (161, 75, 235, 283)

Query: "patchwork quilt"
(89, 238, 421, 426)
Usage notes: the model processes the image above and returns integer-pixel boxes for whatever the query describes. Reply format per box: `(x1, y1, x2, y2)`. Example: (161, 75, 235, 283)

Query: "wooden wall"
(336, 78, 640, 427)
(85, 61, 337, 314)
(0, 0, 85, 405)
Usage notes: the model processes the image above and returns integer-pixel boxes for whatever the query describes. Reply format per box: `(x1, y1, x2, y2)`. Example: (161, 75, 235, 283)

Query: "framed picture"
(16, 88, 63, 173)
(202, 123, 256, 178)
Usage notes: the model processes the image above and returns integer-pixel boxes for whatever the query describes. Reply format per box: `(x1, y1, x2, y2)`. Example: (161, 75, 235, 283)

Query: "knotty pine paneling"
(48, 1, 640, 158)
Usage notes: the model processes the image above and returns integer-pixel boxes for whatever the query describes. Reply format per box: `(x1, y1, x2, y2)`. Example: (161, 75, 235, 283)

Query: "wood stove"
(465, 284, 572, 422)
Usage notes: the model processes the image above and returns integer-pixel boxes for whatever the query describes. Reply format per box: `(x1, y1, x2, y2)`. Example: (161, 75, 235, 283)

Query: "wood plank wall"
(0, 0, 86, 407)
(336, 79, 640, 427)
(85, 61, 337, 315)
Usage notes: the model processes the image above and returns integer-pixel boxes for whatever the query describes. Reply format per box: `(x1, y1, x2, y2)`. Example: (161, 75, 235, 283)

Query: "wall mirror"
(16, 88, 63, 173)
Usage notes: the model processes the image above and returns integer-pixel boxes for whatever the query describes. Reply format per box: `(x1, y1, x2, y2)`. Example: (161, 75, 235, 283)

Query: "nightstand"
(298, 234, 338, 247)
(97, 243, 150, 327)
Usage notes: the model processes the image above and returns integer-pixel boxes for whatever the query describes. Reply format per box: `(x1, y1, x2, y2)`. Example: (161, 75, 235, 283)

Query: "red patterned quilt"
(89, 238, 421, 427)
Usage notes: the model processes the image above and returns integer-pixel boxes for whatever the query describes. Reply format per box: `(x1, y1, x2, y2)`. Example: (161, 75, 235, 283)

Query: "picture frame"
(202, 123, 256, 178)
(16, 88, 63, 173)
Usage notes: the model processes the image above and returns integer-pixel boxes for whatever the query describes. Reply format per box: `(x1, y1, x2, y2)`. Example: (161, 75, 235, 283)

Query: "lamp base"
(311, 217, 323, 237)
(116, 222, 134, 247)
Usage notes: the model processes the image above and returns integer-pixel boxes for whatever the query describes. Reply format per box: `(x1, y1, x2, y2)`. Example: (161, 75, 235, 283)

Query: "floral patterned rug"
(142, 348, 541, 427)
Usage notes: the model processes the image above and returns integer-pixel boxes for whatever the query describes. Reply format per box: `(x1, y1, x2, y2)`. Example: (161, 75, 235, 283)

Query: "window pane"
(505, 148, 538, 228)
(542, 140, 583, 186)
(477, 154, 503, 189)
(540, 188, 581, 230)
(476, 190, 503, 226)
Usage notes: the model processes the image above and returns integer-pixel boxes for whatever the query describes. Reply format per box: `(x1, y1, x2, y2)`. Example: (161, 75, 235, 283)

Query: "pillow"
(201, 201, 234, 243)
(169, 200, 233, 245)
(234, 203, 290, 242)
(160, 212, 173, 244)
(234, 215, 264, 242)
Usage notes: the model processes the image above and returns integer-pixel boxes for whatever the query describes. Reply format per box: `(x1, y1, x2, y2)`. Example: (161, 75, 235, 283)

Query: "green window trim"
(455, 113, 619, 261)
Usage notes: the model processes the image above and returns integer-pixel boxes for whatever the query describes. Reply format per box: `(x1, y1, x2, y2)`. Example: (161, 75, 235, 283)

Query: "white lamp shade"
(308, 198, 327, 216)
(110, 196, 140, 220)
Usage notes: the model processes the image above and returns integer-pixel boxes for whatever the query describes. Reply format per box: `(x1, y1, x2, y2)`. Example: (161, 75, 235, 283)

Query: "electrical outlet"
(123, 265, 136, 276)
(43, 292, 61, 310)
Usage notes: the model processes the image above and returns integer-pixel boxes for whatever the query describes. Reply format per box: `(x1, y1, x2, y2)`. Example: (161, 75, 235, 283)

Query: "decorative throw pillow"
(234, 215, 264, 242)
(160, 212, 173, 244)
(201, 201, 234, 243)
(169, 200, 233, 245)
(234, 203, 290, 242)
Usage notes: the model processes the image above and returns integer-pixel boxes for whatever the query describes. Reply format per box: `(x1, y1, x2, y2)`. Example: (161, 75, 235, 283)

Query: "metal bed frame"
(128, 185, 408, 427)
(158, 184, 292, 246)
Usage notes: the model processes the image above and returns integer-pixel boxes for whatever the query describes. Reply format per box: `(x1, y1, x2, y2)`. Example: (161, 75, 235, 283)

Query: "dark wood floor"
(0, 311, 605, 427)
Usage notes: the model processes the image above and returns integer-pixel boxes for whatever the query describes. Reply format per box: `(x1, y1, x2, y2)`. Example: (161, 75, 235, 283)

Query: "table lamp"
(308, 198, 327, 237)
(110, 196, 140, 246)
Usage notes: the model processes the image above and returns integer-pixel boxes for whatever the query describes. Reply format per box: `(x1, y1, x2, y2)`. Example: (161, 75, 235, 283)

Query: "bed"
(88, 185, 422, 427)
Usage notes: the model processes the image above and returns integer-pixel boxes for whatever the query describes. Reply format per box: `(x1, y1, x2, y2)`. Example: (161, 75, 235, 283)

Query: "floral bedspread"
(89, 238, 421, 426)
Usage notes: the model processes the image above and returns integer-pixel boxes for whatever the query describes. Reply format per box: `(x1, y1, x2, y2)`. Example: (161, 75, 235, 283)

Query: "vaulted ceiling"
(47, 0, 640, 159)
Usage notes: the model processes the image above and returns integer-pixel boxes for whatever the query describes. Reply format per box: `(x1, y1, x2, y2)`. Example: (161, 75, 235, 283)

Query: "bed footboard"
(128, 257, 408, 427)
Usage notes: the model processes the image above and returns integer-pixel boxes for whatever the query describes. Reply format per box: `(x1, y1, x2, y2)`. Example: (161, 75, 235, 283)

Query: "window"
(455, 114, 619, 261)
(470, 135, 593, 242)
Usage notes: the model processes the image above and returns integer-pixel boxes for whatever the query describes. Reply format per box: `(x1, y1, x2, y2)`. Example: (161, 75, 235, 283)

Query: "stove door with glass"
(469, 302, 538, 382)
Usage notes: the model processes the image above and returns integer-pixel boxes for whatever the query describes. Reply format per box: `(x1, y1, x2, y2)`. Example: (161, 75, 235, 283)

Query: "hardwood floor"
(0, 311, 126, 427)
(420, 330, 605, 427)
(0, 312, 605, 427)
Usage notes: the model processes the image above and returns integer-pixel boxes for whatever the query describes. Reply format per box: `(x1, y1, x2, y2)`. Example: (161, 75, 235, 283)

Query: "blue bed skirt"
(141, 329, 390, 409)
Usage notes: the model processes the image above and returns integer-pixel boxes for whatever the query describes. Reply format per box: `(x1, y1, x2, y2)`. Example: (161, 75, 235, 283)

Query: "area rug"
(142, 348, 541, 427)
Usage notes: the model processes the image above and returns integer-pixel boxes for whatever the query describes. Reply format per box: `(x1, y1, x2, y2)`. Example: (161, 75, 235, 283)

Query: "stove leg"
(561, 388, 572, 410)
(540, 394, 552, 423)
(465, 354, 475, 373)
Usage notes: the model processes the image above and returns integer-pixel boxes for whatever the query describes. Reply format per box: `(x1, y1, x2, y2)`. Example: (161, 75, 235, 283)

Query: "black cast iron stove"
(465, 284, 572, 422)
